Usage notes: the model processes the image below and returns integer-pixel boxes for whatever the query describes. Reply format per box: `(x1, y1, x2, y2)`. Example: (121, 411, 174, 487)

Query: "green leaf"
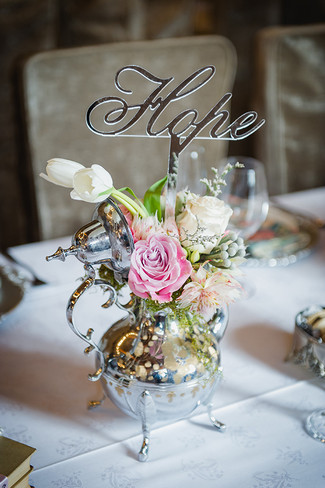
(143, 175, 168, 219)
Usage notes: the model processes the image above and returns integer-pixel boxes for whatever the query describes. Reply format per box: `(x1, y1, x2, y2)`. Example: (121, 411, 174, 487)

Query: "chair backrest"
(22, 36, 237, 240)
(253, 24, 325, 195)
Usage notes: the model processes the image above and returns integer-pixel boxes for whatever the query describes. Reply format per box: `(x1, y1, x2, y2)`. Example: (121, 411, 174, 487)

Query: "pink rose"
(128, 234, 192, 303)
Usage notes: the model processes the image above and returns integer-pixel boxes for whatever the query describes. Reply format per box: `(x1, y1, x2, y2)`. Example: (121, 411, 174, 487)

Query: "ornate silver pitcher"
(47, 198, 228, 461)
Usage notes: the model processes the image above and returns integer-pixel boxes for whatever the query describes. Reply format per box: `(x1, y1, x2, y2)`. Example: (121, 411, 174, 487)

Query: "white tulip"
(40, 158, 85, 188)
(71, 164, 114, 203)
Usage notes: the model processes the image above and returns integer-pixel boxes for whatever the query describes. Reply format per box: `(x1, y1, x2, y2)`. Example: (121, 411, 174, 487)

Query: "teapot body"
(96, 298, 228, 422)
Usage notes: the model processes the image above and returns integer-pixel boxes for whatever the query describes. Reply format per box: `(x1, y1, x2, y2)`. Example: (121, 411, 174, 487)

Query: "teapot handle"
(66, 264, 116, 381)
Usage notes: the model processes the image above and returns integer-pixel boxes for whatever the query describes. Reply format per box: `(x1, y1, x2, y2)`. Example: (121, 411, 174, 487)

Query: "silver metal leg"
(203, 373, 226, 431)
(137, 390, 156, 462)
(138, 436, 150, 462)
(207, 404, 226, 431)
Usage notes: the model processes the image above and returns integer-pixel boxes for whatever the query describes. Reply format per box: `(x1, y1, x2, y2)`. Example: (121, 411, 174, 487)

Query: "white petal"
(47, 158, 85, 170)
(41, 158, 85, 188)
(73, 169, 92, 192)
(72, 165, 113, 203)
(70, 189, 82, 200)
(91, 164, 113, 188)
(39, 172, 52, 183)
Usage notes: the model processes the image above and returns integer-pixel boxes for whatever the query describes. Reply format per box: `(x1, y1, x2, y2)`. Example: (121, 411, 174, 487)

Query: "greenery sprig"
(201, 162, 244, 197)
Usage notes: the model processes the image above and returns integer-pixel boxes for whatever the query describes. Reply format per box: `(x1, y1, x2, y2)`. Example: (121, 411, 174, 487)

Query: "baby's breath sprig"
(179, 219, 219, 264)
(201, 162, 244, 197)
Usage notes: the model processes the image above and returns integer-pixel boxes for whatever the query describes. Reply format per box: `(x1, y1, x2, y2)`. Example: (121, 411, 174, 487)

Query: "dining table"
(0, 186, 324, 488)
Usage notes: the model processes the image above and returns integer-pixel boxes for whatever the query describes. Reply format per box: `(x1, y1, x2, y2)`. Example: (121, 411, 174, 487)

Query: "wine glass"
(220, 156, 269, 241)
(219, 156, 269, 298)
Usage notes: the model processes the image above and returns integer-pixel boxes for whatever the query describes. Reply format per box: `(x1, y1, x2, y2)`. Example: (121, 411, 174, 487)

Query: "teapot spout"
(46, 245, 78, 262)
(46, 198, 134, 281)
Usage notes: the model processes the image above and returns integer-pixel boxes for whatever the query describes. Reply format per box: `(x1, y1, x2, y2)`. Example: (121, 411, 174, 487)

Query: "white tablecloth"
(1, 187, 325, 487)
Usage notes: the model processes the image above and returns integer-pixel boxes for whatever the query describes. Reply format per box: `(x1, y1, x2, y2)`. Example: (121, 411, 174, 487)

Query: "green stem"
(118, 186, 149, 216)
(111, 189, 148, 218)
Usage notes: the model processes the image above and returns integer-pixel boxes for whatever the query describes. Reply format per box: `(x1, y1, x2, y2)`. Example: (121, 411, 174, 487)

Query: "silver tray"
(245, 204, 320, 267)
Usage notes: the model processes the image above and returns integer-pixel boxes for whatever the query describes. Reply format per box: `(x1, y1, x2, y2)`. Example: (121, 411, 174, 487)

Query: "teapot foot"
(207, 404, 226, 431)
(88, 394, 106, 410)
(138, 436, 150, 462)
(137, 390, 156, 462)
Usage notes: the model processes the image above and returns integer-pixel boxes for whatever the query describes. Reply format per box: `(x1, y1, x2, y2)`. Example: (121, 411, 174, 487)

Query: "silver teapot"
(47, 198, 228, 461)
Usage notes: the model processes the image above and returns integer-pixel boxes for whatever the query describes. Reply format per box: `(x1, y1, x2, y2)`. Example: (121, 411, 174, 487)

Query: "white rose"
(176, 194, 232, 254)
(71, 164, 114, 203)
(40, 158, 85, 188)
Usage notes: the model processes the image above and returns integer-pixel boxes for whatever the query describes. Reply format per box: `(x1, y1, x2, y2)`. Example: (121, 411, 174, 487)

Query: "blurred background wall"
(0, 0, 324, 250)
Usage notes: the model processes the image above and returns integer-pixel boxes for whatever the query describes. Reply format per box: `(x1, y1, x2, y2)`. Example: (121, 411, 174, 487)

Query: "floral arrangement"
(41, 158, 245, 326)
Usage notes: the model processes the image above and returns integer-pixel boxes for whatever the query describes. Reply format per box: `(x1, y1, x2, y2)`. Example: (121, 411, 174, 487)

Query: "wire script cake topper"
(86, 65, 265, 217)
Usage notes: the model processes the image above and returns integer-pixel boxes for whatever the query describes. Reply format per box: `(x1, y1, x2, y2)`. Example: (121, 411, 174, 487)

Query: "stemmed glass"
(220, 156, 269, 241)
(219, 156, 269, 297)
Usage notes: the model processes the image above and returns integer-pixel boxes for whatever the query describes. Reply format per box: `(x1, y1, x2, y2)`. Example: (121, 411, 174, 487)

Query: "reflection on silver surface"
(287, 305, 325, 377)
